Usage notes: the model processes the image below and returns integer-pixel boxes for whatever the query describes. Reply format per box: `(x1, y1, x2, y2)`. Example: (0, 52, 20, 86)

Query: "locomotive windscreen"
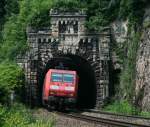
(63, 74, 74, 83)
(51, 73, 62, 82)
(51, 73, 74, 83)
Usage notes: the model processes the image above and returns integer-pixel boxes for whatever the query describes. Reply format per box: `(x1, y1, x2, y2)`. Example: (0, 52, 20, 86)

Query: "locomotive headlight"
(65, 87, 74, 91)
(70, 93, 74, 96)
(50, 91, 55, 94)
(50, 85, 59, 90)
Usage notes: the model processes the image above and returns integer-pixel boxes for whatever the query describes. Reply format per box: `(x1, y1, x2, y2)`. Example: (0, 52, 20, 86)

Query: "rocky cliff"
(136, 28, 150, 111)
(135, 7, 150, 111)
(111, 6, 150, 111)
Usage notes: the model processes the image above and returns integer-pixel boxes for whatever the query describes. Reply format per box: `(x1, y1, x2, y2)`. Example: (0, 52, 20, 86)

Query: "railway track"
(55, 111, 150, 127)
(81, 109, 150, 126)
(84, 109, 150, 120)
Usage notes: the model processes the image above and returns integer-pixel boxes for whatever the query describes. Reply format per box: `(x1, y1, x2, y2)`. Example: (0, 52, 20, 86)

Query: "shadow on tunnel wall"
(38, 54, 97, 109)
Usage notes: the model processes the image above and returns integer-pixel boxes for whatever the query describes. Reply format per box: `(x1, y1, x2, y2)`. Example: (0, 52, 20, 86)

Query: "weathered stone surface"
(135, 7, 150, 111)
(111, 20, 128, 70)
(111, 20, 128, 44)
(136, 28, 150, 111)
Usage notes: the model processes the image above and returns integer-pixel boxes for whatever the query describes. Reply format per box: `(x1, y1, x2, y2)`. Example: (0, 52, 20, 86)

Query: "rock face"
(136, 28, 150, 111)
(111, 7, 150, 111)
(111, 20, 128, 45)
(135, 7, 150, 111)
(111, 20, 128, 70)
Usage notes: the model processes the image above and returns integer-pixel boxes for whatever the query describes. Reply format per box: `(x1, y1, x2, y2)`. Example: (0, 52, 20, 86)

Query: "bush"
(0, 62, 24, 103)
(0, 103, 55, 127)
(52, 0, 86, 12)
(140, 111, 150, 118)
(103, 100, 135, 115)
(119, 32, 140, 100)
(0, 105, 6, 126)
(0, 0, 54, 61)
(103, 100, 150, 117)
(2, 105, 32, 127)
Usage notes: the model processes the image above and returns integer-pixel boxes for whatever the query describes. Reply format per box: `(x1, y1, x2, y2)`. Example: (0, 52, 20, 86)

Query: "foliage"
(0, 103, 55, 127)
(52, 0, 86, 12)
(0, 15, 27, 61)
(0, 0, 6, 24)
(0, 62, 24, 103)
(143, 21, 150, 28)
(140, 111, 150, 118)
(30, 9, 51, 28)
(86, 0, 121, 30)
(4, 0, 19, 17)
(103, 100, 135, 115)
(103, 100, 150, 117)
(119, 28, 141, 100)
(0, 0, 54, 61)
(113, 0, 146, 100)
(0, 105, 6, 126)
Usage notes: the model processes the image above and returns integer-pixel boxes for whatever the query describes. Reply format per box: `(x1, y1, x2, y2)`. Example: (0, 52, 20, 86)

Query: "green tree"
(0, 62, 23, 103)
(0, 0, 6, 45)
(0, 0, 6, 23)
(0, 0, 54, 61)
(4, 0, 19, 17)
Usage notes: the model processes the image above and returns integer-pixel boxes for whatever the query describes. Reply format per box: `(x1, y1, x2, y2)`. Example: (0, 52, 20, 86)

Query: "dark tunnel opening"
(38, 54, 97, 109)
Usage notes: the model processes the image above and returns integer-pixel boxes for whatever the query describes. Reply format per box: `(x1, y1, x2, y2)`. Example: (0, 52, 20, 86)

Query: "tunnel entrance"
(38, 54, 97, 109)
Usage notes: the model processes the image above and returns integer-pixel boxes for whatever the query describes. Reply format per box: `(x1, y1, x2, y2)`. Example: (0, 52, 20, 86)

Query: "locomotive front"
(42, 69, 78, 108)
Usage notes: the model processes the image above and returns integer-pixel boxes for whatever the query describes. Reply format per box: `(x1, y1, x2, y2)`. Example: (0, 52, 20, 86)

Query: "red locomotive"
(42, 69, 78, 108)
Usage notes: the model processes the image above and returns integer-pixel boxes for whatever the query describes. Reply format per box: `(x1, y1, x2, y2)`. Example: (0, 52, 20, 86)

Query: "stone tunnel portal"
(38, 54, 97, 109)
(17, 9, 111, 109)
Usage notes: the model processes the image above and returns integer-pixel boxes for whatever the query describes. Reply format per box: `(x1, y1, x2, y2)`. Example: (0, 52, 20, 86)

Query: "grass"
(143, 21, 150, 28)
(140, 111, 150, 118)
(0, 103, 55, 127)
(103, 100, 150, 118)
(103, 100, 134, 115)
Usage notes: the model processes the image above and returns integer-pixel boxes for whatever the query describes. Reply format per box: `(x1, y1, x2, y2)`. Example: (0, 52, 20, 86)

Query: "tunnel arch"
(21, 38, 110, 109)
(37, 50, 97, 108)
(20, 35, 111, 109)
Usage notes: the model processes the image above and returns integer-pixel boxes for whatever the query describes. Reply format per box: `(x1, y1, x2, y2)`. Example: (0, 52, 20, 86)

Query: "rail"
(55, 111, 150, 127)
(84, 109, 150, 120)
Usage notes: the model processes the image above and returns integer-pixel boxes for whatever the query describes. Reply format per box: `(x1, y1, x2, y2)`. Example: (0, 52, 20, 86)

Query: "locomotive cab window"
(63, 74, 74, 83)
(51, 73, 62, 82)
